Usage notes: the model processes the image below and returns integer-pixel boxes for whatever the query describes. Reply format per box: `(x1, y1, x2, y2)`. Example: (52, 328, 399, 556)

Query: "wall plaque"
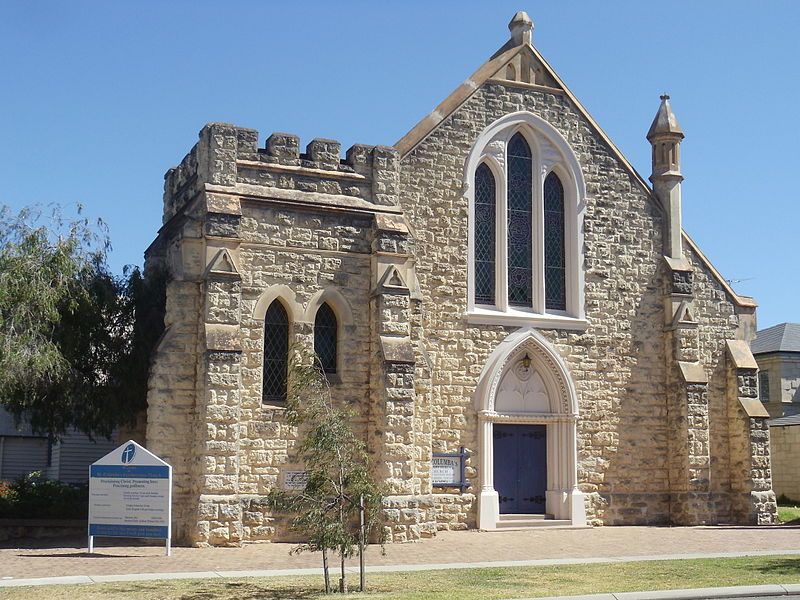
(284, 470, 309, 490)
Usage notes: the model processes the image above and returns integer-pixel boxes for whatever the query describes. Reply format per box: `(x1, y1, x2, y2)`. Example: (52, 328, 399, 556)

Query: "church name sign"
(432, 447, 470, 489)
(88, 440, 172, 555)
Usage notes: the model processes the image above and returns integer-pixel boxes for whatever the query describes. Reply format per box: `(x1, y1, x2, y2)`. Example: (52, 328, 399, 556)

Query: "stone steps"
(494, 514, 574, 529)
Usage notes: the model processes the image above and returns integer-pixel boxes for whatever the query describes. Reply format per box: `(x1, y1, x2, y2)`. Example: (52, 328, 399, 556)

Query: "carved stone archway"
(474, 327, 586, 529)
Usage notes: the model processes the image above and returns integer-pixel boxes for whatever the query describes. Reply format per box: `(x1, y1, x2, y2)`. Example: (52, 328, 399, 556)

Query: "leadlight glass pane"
(507, 133, 532, 306)
(544, 172, 566, 310)
(263, 300, 289, 403)
(314, 302, 337, 374)
(474, 163, 496, 304)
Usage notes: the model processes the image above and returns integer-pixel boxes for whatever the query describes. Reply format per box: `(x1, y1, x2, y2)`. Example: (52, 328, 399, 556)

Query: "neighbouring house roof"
(752, 322, 800, 355)
(769, 414, 800, 427)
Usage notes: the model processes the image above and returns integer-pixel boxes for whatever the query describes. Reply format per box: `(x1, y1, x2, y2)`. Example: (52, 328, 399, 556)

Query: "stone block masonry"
(143, 14, 774, 545)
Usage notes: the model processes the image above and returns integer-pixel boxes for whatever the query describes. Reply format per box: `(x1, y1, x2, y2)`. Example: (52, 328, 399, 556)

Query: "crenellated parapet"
(160, 122, 401, 229)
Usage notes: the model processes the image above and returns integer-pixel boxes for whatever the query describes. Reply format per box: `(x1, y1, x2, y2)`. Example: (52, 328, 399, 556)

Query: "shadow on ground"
(116, 581, 323, 600)
(753, 558, 800, 576)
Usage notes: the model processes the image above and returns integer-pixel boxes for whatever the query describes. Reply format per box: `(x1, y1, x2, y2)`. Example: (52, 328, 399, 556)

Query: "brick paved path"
(2, 526, 799, 580)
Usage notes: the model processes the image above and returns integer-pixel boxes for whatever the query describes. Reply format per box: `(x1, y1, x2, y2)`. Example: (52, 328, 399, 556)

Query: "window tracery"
(466, 113, 585, 328)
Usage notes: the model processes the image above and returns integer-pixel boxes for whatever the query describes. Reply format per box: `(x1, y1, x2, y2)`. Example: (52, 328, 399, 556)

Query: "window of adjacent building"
(759, 370, 770, 402)
(263, 300, 289, 403)
(314, 302, 338, 374)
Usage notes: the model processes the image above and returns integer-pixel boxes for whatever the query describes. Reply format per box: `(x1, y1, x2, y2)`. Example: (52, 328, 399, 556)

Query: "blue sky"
(2, 1, 797, 329)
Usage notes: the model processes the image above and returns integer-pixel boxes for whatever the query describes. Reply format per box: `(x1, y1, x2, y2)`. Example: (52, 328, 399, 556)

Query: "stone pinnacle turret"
(648, 94, 685, 261)
(509, 11, 533, 45)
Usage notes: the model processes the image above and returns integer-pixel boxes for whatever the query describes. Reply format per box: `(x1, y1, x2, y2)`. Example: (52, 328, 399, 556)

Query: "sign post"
(88, 440, 172, 556)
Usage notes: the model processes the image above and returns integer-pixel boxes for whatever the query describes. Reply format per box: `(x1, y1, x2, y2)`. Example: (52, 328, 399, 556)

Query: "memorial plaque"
(284, 470, 309, 490)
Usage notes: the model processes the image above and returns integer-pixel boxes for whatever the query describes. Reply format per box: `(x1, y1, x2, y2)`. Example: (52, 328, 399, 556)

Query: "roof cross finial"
(509, 11, 533, 45)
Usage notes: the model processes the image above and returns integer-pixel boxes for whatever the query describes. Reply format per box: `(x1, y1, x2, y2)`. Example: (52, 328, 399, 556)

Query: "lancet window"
(263, 300, 289, 404)
(314, 302, 338, 374)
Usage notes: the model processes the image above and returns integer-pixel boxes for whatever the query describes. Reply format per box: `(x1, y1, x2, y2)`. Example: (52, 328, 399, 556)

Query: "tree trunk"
(339, 551, 347, 593)
(359, 494, 366, 592)
(322, 547, 331, 594)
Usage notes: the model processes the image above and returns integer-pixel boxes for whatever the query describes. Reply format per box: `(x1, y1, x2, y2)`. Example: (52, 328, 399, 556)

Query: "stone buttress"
(649, 98, 775, 524)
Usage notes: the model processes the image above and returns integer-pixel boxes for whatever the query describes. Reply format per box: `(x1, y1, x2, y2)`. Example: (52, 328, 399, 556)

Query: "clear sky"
(2, 1, 797, 329)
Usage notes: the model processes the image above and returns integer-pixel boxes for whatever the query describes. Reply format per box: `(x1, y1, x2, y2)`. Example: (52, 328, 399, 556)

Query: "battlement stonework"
(144, 13, 775, 546)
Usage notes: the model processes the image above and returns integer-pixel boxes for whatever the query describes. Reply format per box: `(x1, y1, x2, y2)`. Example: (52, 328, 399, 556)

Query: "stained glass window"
(263, 300, 289, 403)
(474, 163, 496, 304)
(507, 133, 532, 307)
(544, 172, 566, 310)
(314, 302, 337, 374)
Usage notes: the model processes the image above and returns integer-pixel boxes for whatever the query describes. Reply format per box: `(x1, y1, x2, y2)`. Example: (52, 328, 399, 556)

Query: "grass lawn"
(3, 555, 800, 600)
(778, 504, 800, 524)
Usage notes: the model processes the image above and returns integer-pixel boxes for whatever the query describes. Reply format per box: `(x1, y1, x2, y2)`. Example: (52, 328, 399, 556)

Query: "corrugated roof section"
(769, 414, 800, 427)
(752, 323, 800, 354)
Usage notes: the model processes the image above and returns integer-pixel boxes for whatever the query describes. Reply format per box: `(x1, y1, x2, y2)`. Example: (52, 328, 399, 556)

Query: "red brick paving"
(1, 526, 799, 580)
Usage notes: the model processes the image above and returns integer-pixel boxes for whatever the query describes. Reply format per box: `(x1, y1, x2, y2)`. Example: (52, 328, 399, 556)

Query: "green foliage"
(0, 472, 88, 519)
(267, 351, 384, 592)
(0, 204, 167, 439)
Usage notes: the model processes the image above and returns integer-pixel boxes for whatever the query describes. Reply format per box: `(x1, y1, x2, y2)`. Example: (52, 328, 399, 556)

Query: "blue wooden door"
(493, 424, 547, 514)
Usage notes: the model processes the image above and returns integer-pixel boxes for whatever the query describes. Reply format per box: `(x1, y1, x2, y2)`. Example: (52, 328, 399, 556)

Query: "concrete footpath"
(1, 525, 799, 596)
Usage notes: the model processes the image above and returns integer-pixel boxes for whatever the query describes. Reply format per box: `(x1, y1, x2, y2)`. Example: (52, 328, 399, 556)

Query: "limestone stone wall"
(396, 79, 770, 526)
(147, 119, 429, 545)
(770, 424, 800, 501)
(146, 75, 774, 544)
(398, 82, 670, 525)
(236, 202, 374, 507)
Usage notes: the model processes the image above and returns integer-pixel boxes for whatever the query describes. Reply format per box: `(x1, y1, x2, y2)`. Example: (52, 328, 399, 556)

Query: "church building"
(144, 12, 776, 545)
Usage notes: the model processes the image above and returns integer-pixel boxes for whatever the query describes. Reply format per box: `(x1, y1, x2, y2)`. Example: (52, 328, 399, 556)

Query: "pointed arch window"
(263, 300, 289, 404)
(507, 133, 533, 306)
(468, 115, 586, 328)
(314, 302, 337, 374)
(474, 163, 496, 305)
(544, 171, 565, 310)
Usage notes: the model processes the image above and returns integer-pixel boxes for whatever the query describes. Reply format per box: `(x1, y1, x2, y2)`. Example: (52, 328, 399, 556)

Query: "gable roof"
(752, 322, 800, 354)
(394, 18, 653, 201)
(393, 12, 755, 310)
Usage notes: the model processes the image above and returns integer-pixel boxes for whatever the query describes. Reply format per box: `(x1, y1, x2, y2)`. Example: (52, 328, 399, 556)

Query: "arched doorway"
(474, 328, 586, 529)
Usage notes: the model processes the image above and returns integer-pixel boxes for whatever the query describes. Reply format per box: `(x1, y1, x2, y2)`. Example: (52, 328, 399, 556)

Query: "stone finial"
(647, 93, 684, 142)
(509, 11, 533, 45)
